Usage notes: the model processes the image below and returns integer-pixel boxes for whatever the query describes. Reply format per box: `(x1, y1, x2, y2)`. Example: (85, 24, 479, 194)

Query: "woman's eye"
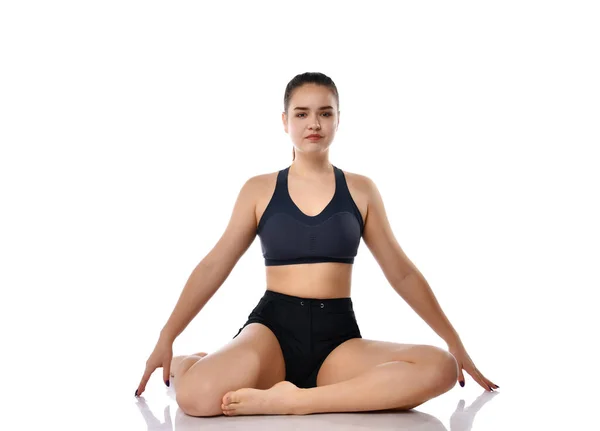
(297, 113, 332, 118)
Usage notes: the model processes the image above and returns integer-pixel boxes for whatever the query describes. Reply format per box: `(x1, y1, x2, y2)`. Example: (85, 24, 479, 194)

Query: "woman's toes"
(222, 390, 240, 406)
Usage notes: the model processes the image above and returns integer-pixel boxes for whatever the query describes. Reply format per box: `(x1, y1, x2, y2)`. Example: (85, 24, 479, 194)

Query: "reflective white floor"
(131, 385, 498, 431)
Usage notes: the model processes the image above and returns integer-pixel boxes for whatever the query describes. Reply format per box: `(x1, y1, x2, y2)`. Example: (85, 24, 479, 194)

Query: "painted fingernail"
(135, 389, 138, 397)
(459, 381, 464, 387)
(165, 379, 170, 387)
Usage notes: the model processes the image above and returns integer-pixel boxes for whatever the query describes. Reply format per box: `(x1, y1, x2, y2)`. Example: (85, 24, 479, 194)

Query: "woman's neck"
(290, 156, 332, 177)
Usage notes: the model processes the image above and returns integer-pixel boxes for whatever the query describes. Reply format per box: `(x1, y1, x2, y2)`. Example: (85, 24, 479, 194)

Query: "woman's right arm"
(158, 176, 261, 343)
(136, 177, 262, 397)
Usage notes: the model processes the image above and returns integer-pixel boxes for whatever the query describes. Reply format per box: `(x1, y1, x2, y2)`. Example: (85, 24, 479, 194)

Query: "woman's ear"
(282, 112, 288, 133)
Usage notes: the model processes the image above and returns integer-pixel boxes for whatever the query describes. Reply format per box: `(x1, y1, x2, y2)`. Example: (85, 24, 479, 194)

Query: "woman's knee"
(176, 378, 224, 417)
(174, 347, 263, 416)
(428, 349, 459, 391)
(174, 355, 203, 378)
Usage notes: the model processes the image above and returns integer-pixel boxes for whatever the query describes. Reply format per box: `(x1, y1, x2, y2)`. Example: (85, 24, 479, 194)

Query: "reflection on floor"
(133, 385, 500, 431)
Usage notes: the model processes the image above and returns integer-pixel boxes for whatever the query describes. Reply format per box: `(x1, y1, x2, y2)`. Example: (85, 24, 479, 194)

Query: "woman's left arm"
(360, 174, 499, 391)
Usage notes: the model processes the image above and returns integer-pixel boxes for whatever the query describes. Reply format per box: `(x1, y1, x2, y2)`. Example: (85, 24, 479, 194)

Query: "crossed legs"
(173, 323, 458, 417)
(221, 338, 459, 415)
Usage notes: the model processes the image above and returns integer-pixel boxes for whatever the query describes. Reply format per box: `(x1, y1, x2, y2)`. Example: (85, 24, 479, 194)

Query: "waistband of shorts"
(263, 289, 354, 312)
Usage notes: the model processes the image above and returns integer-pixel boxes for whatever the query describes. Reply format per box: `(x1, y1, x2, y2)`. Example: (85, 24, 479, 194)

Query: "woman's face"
(282, 83, 339, 157)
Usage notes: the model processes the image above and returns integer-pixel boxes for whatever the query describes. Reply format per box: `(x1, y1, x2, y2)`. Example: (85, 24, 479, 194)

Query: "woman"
(134, 72, 498, 417)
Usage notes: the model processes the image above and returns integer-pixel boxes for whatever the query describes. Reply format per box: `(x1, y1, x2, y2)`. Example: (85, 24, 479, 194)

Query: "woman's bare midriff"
(265, 262, 353, 299)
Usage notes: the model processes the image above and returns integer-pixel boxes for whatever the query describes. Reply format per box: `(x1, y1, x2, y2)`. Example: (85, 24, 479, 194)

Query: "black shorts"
(233, 289, 362, 389)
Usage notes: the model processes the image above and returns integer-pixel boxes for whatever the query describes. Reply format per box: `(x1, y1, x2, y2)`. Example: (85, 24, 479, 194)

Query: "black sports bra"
(256, 165, 364, 266)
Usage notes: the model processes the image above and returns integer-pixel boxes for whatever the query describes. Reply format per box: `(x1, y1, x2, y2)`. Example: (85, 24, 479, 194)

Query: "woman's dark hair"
(283, 72, 340, 161)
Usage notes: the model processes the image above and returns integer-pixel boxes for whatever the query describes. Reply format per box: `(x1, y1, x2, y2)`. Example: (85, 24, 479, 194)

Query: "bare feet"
(170, 352, 208, 390)
(221, 381, 304, 416)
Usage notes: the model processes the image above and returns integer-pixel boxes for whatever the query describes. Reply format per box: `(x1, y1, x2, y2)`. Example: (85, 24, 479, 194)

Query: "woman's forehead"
(292, 86, 335, 107)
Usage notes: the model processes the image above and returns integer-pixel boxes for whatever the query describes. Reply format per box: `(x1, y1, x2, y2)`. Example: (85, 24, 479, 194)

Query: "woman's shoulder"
(239, 170, 280, 200)
(338, 167, 373, 193)
(241, 170, 282, 219)
(245, 169, 279, 188)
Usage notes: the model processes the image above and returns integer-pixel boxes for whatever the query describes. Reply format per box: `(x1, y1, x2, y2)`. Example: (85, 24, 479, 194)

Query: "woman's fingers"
(136, 365, 155, 397)
(485, 377, 499, 389)
(163, 357, 172, 387)
(472, 368, 497, 391)
(479, 372, 499, 390)
(471, 368, 487, 389)
(464, 363, 491, 391)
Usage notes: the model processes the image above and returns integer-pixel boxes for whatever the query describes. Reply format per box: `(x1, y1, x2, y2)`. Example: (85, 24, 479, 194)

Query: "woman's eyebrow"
(293, 106, 334, 111)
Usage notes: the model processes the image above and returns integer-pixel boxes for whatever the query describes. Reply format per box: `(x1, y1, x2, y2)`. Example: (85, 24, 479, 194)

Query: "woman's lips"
(307, 136, 322, 140)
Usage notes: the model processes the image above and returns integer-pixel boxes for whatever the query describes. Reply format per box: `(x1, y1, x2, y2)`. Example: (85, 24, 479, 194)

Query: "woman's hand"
(135, 336, 174, 397)
(448, 339, 499, 392)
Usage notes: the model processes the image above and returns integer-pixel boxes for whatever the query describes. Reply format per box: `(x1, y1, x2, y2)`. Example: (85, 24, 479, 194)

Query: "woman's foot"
(221, 381, 303, 416)
(170, 352, 208, 391)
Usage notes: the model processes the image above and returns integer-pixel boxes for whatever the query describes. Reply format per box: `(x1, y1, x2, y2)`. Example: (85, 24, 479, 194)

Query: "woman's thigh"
(316, 338, 454, 387)
(176, 322, 285, 416)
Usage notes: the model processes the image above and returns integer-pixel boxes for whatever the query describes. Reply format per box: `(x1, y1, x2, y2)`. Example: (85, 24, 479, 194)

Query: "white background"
(1, 1, 598, 430)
